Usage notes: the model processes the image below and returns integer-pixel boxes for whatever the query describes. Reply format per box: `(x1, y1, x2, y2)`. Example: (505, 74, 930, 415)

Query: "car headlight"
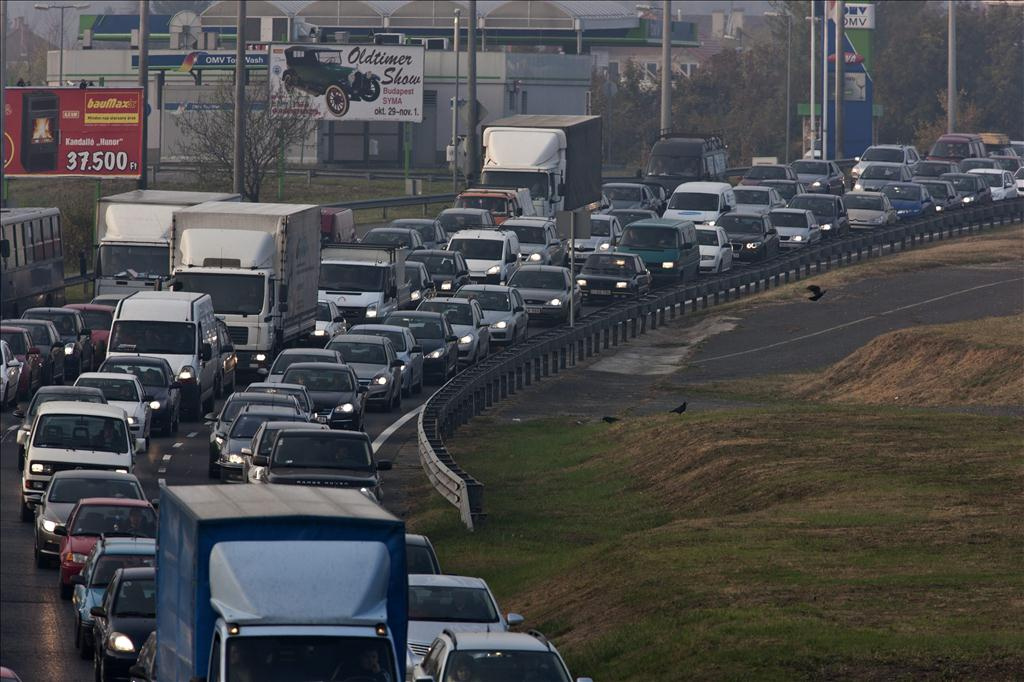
(70, 552, 89, 564)
(459, 334, 474, 345)
(149, 400, 161, 410)
(854, 183, 863, 191)
(42, 519, 57, 533)
(215, 435, 225, 446)
(64, 344, 75, 355)
(108, 633, 134, 653)
(486, 265, 501, 275)
(30, 462, 52, 474)
(365, 306, 378, 318)
(336, 402, 354, 413)
(935, 205, 943, 212)
(312, 329, 327, 337)
(426, 349, 444, 359)
(255, 353, 267, 362)
(410, 290, 421, 301)
(576, 278, 587, 286)
(227, 454, 244, 464)
(528, 252, 542, 262)
(491, 320, 508, 329)
(440, 281, 453, 291)
(615, 281, 629, 289)
(375, 375, 389, 385)
(963, 196, 973, 203)
(792, 235, 804, 242)
(126, 416, 137, 426)
(745, 242, 762, 249)
(820, 223, 832, 231)
(661, 261, 674, 269)
(178, 366, 195, 381)
(812, 180, 823, 187)
(598, 242, 611, 251)
(547, 298, 562, 306)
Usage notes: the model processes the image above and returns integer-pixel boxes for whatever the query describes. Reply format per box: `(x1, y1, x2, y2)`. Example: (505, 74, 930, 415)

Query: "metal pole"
(451, 9, 460, 193)
(1, 0, 6, 206)
(809, 2, 816, 158)
(137, 0, 149, 189)
(785, 13, 791, 163)
(467, 0, 477, 185)
(659, 0, 671, 135)
(834, 0, 844, 158)
(59, 8, 65, 84)
(821, 11, 828, 160)
(569, 211, 575, 328)
(947, 0, 956, 132)
(233, 0, 246, 196)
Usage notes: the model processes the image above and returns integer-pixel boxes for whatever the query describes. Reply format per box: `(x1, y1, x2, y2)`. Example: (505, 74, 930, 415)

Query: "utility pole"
(233, 0, 246, 197)
(34, 2, 90, 85)
(466, 0, 478, 185)
(659, 0, 671, 135)
(1, 0, 6, 206)
(784, 12, 791, 163)
(947, 0, 956, 132)
(138, 0, 149, 189)
(834, 0, 844, 158)
(821, 6, 828, 161)
(809, 3, 816, 158)
(451, 9, 461, 193)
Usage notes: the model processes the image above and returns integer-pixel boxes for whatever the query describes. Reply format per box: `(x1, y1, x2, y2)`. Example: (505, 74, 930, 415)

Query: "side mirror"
(203, 412, 218, 423)
(446, 335, 459, 343)
(241, 447, 252, 456)
(200, 343, 212, 362)
(128, 665, 149, 681)
(507, 612, 525, 627)
(411, 345, 422, 354)
(390, 359, 404, 368)
(357, 386, 369, 394)
(135, 437, 147, 453)
(169, 381, 182, 389)
(222, 344, 234, 354)
(149, 497, 159, 509)
(333, 315, 345, 323)
(79, 328, 92, 338)
(376, 459, 393, 471)
(257, 368, 269, 376)
(143, 394, 154, 402)
(252, 454, 269, 467)
(70, 574, 86, 586)
(514, 306, 525, 313)
(5, 358, 19, 368)
(476, 320, 487, 328)
(54, 525, 67, 536)
(90, 606, 107, 618)
(13, 408, 25, 419)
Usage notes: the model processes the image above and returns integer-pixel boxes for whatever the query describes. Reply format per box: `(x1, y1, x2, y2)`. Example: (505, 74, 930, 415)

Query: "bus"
(1, 207, 66, 318)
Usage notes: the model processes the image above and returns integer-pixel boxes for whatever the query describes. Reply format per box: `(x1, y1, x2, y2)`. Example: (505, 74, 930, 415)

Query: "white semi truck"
(93, 190, 239, 297)
(170, 202, 321, 373)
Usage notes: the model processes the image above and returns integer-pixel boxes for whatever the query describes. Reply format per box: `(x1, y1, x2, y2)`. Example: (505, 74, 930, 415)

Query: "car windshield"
(745, 166, 788, 180)
(76, 377, 139, 402)
(764, 182, 798, 201)
(587, 218, 612, 237)
(404, 265, 426, 289)
(101, 362, 167, 388)
(583, 254, 637, 274)
(719, 215, 766, 235)
(174, 273, 265, 315)
(6, 321, 52, 346)
(882, 185, 924, 200)
(316, 303, 333, 322)
(113, 578, 156, 617)
(356, 329, 407, 352)
(930, 141, 970, 157)
(789, 196, 836, 216)
(510, 270, 566, 290)
(222, 397, 294, 423)
(462, 291, 510, 311)
(408, 253, 458, 275)
(449, 239, 503, 261)
(228, 414, 276, 439)
(455, 196, 508, 214)
(770, 212, 810, 228)
(109, 321, 195, 355)
(959, 159, 994, 171)
(646, 154, 701, 176)
(91, 555, 154, 588)
(270, 353, 333, 375)
(791, 161, 829, 175)
(256, 423, 306, 456)
(70, 505, 156, 537)
(319, 264, 385, 292)
(385, 315, 444, 339)
(862, 148, 905, 162)
(282, 368, 355, 392)
(442, 651, 571, 682)
(973, 173, 1003, 188)
(861, 165, 903, 180)
(919, 183, 951, 200)
(620, 226, 678, 248)
(611, 211, 653, 226)
(668, 192, 719, 211)
(29, 392, 105, 418)
(25, 311, 76, 336)
(98, 244, 168, 279)
(327, 342, 388, 365)
(604, 186, 642, 201)
(914, 162, 951, 177)
(272, 433, 372, 470)
(418, 301, 473, 326)
(0, 331, 29, 354)
(363, 230, 415, 248)
(697, 230, 721, 246)
(844, 195, 885, 210)
(408, 585, 498, 622)
(732, 189, 771, 205)
(504, 225, 546, 245)
(944, 175, 977, 191)
(48, 477, 141, 503)
(440, 213, 489, 231)
(407, 545, 437, 574)
(78, 310, 112, 332)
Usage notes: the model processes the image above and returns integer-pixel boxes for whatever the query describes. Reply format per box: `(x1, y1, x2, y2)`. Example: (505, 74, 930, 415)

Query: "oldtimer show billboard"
(2, 87, 145, 178)
(269, 44, 424, 122)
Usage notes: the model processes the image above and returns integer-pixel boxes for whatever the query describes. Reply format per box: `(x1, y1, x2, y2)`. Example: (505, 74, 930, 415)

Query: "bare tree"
(174, 83, 318, 202)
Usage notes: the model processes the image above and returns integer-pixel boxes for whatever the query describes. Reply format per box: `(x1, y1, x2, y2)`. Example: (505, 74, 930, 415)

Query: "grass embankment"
(408, 315, 1024, 680)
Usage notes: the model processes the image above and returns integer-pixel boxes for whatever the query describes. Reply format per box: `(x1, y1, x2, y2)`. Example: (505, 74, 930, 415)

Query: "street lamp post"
(451, 8, 461, 192)
(766, 10, 792, 162)
(33, 2, 90, 85)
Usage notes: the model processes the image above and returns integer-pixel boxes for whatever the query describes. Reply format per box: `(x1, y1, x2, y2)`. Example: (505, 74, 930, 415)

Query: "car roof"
(113, 566, 157, 580)
(76, 497, 152, 508)
(34, 385, 106, 398)
(441, 208, 491, 216)
(880, 182, 921, 188)
(446, 631, 554, 653)
(77, 372, 141, 383)
(423, 296, 473, 306)
(23, 307, 76, 315)
(0, 325, 30, 334)
(102, 356, 168, 367)
(791, 193, 837, 200)
(349, 324, 411, 334)
(770, 208, 813, 215)
(277, 428, 369, 442)
(277, 348, 340, 357)
(36, 401, 126, 418)
(97, 537, 157, 554)
(862, 161, 905, 167)
(367, 226, 416, 234)
(673, 181, 733, 193)
(602, 182, 644, 188)
(227, 392, 299, 405)
(409, 249, 459, 257)
(49, 469, 140, 482)
(65, 303, 114, 312)
(734, 185, 773, 192)
(502, 217, 553, 226)
(867, 144, 910, 150)
(408, 574, 489, 589)
(761, 179, 799, 185)
(386, 310, 444, 319)
(245, 382, 309, 391)
(257, 420, 325, 431)
(390, 219, 434, 226)
(3, 318, 56, 328)
(514, 264, 568, 274)
(447, 229, 510, 240)
(967, 168, 1005, 175)
(235, 404, 304, 417)
(283, 361, 351, 371)
(329, 334, 389, 345)
(456, 284, 513, 292)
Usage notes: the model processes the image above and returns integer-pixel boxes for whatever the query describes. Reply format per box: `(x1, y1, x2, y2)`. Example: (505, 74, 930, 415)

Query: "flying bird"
(806, 285, 826, 301)
(601, 416, 620, 424)
(670, 402, 687, 414)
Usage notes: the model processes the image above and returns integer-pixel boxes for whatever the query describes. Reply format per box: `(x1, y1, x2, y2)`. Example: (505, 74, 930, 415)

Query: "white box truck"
(170, 203, 321, 373)
(93, 190, 239, 297)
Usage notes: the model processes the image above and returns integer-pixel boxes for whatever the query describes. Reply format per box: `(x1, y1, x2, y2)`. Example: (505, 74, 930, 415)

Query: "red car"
(0, 326, 43, 400)
(56, 497, 157, 600)
(65, 304, 115, 364)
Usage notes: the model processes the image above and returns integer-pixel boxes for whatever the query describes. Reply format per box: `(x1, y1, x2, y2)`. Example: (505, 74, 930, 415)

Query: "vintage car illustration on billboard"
(279, 46, 381, 117)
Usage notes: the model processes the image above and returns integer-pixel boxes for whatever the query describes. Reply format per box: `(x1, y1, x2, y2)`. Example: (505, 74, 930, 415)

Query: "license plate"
(317, 416, 328, 423)
(591, 289, 612, 295)
(527, 307, 543, 314)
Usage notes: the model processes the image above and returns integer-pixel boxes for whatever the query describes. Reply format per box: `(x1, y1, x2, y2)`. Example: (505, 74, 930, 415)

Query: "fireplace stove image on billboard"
(20, 91, 60, 172)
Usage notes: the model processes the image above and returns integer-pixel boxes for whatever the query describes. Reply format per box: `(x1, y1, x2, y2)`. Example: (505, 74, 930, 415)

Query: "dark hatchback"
(787, 193, 851, 238)
(576, 252, 652, 299)
(406, 250, 472, 294)
(280, 362, 365, 431)
(719, 213, 780, 262)
(383, 311, 459, 382)
(90, 566, 155, 682)
(262, 428, 391, 502)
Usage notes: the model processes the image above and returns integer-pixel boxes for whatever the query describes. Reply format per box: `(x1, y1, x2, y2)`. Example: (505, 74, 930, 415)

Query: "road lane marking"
(158, 468, 167, 474)
(162, 454, 173, 460)
(172, 442, 183, 449)
(372, 405, 424, 453)
(187, 432, 198, 438)
(690, 277, 1023, 365)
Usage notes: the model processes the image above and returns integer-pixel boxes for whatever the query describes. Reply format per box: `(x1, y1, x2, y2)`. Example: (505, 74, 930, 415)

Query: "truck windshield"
(272, 433, 372, 470)
(504, 225, 546, 244)
(646, 154, 701, 177)
(456, 196, 509, 214)
(449, 239, 503, 261)
(620, 227, 678, 249)
(109, 321, 196, 355)
(174, 273, 265, 316)
(226, 637, 396, 682)
(33, 414, 129, 453)
(479, 171, 549, 199)
(98, 244, 168, 279)
(320, 264, 385, 292)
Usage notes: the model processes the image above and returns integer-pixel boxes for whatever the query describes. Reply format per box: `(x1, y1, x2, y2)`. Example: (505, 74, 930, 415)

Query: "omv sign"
(844, 3, 875, 29)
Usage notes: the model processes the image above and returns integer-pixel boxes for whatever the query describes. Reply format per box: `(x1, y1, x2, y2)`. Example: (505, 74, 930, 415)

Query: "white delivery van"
(663, 182, 736, 225)
(447, 229, 522, 285)
(107, 291, 221, 420)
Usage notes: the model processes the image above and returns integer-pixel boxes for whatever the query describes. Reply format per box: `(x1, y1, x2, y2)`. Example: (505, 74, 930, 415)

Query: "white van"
(663, 182, 736, 225)
(108, 291, 221, 420)
(447, 228, 522, 285)
(21, 401, 143, 520)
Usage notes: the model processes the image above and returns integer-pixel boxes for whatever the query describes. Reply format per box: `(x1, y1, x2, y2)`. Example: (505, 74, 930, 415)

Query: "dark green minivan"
(616, 218, 700, 281)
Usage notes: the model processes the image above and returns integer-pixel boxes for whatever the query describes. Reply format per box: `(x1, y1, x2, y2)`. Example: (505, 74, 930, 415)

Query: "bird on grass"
(806, 285, 826, 301)
(670, 402, 687, 414)
(601, 416, 620, 424)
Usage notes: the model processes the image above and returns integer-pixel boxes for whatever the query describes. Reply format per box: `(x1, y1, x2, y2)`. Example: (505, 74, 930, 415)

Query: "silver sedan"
(508, 265, 582, 324)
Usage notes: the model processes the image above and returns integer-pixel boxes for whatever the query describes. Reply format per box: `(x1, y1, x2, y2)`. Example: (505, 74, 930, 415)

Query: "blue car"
(71, 536, 156, 658)
(880, 182, 935, 220)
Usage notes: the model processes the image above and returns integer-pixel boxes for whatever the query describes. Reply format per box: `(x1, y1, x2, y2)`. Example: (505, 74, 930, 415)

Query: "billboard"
(268, 44, 424, 122)
(3, 87, 144, 178)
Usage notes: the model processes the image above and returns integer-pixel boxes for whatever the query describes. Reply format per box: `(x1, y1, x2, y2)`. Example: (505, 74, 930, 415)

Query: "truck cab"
(319, 244, 410, 326)
(454, 188, 534, 224)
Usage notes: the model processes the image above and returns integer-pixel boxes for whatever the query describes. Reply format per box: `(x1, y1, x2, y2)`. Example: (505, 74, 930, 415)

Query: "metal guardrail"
(417, 198, 1024, 530)
(323, 193, 457, 219)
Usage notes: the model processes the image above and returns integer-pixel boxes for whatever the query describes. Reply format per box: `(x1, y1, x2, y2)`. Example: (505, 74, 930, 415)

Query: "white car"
(1015, 167, 1024, 192)
(851, 144, 922, 180)
(696, 226, 734, 273)
(968, 168, 1020, 201)
(730, 186, 787, 216)
(312, 299, 347, 341)
(1, 339, 23, 409)
(412, 630, 591, 682)
(74, 372, 152, 445)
